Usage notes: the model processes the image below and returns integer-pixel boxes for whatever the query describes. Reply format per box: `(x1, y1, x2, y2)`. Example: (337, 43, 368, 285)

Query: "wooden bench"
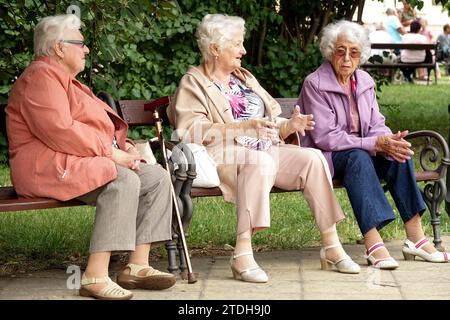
(114, 96, 449, 251)
(361, 43, 438, 85)
(0, 94, 448, 274)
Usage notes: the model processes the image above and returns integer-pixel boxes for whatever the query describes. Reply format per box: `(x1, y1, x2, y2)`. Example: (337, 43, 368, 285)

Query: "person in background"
(6, 14, 176, 300)
(297, 20, 449, 270)
(384, 8, 406, 44)
(399, 0, 417, 28)
(418, 17, 439, 80)
(419, 17, 433, 42)
(436, 23, 450, 75)
(169, 13, 361, 283)
(400, 19, 429, 82)
(369, 22, 396, 64)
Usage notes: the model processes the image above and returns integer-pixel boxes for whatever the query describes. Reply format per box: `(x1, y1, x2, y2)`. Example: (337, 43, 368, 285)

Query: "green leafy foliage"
(0, 0, 325, 161)
(2, 0, 447, 162)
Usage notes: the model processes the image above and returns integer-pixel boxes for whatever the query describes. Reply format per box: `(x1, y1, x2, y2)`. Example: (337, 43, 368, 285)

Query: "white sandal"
(320, 244, 360, 274)
(365, 242, 399, 270)
(230, 252, 268, 283)
(402, 237, 449, 263)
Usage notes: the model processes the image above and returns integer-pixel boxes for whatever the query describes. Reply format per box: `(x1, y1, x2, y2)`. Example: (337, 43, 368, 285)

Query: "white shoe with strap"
(365, 242, 399, 270)
(402, 237, 449, 263)
(230, 252, 268, 283)
(320, 244, 360, 274)
(79, 276, 133, 300)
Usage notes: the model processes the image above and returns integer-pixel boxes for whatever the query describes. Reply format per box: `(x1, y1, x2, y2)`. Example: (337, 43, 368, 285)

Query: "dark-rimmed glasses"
(334, 47, 361, 58)
(60, 40, 86, 48)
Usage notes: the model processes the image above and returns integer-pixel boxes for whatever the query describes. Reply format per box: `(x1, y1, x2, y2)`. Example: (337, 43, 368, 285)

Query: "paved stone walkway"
(1, 236, 449, 300)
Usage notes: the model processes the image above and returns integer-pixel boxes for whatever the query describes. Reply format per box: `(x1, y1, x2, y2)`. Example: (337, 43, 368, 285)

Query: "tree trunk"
(257, 15, 267, 66)
(356, 0, 365, 23)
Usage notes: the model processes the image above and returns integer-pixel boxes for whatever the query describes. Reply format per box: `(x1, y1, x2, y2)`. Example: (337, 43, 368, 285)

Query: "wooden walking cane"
(153, 110, 197, 284)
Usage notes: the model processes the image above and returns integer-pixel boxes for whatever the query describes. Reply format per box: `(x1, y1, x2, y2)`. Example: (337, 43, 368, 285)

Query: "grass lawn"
(379, 83, 449, 137)
(0, 81, 449, 274)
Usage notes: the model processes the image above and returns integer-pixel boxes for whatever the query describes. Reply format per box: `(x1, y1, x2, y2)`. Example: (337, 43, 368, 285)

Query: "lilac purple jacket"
(297, 61, 391, 177)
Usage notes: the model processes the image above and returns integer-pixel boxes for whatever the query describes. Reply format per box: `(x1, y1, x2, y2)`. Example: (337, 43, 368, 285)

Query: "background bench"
(361, 43, 438, 85)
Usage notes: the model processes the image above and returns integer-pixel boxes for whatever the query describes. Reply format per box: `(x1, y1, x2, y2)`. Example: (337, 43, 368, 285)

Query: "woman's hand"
(111, 147, 142, 171)
(288, 105, 315, 136)
(375, 130, 414, 163)
(125, 144, 140, 156)
(247, 118, 279, 140)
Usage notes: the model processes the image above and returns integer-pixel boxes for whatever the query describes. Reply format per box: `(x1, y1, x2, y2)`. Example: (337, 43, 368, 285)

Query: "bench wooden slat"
(415, 171, 440, 182)
(190, 186, 293, 198)
(119, 100, 156, 126)
(0, 186, 85, 212)
(370, 43, 436, 50)
(0, 198, 84, 212)
(190, 171, 439, 198)
(361, 63, 435, 68)
(274, 98, 296, 118)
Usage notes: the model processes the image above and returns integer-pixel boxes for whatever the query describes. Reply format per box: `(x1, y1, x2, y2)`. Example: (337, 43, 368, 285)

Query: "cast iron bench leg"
(178, 240, 187, 274)
(166, 239, 179, 273)
(423, 178, 446, 251)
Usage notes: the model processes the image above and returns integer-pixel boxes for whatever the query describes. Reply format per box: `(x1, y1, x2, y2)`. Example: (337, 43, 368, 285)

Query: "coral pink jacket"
(6, 56, 129, 200)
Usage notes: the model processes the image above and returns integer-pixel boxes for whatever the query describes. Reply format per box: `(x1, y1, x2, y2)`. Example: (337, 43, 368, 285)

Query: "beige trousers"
(233, 144, 345, 235)
(77, 164, 173, 253)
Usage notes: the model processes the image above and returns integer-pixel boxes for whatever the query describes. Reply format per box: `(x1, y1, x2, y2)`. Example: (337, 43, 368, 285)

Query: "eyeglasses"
(60, 40, 86, 49)
(334, 47, 361, 58)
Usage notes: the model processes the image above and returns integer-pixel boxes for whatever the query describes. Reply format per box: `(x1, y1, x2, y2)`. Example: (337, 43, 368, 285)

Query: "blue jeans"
(332, 149, 426, 235)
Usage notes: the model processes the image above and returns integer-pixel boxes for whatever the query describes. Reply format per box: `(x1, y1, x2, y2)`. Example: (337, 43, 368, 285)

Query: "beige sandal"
(79, 276, 133, 300)
(117, 263, 176, 290)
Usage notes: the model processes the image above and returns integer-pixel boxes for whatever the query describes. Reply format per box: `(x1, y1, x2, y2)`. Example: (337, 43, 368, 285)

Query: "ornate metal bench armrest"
(405, 130, 450, 179)
(405, 130, 449, 250)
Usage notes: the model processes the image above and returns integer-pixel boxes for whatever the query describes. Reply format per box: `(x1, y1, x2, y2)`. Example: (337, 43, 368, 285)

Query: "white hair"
(319, 20, 371, 64)
(196, 14, 246, 62)
(34, 14, 81, 58)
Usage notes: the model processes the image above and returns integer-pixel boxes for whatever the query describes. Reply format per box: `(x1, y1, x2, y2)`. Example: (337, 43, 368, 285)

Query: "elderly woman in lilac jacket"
(298, 20, 449, 269)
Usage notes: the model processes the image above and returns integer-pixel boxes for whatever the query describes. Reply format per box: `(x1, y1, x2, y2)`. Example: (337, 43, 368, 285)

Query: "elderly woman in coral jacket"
(298, 20, 449, 269)
(6, 14, 176, 300)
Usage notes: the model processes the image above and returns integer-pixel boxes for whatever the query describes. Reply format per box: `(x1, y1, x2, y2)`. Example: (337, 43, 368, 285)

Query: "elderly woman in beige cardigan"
(168, 14, 360, 282)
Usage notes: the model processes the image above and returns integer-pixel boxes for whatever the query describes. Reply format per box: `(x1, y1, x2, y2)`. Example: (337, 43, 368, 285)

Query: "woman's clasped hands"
(375, 130, 414, 163)
(111, 145, 143, 171)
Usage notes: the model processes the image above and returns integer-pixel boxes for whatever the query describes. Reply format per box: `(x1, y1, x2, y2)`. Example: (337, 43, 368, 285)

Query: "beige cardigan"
(167, 64, 298, 203)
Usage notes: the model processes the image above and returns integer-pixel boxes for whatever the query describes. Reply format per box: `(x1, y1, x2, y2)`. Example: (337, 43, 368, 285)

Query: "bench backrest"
(370, 43, 436, 50)
(117, 97, 298, 128)
(0, 95, 444, 205)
